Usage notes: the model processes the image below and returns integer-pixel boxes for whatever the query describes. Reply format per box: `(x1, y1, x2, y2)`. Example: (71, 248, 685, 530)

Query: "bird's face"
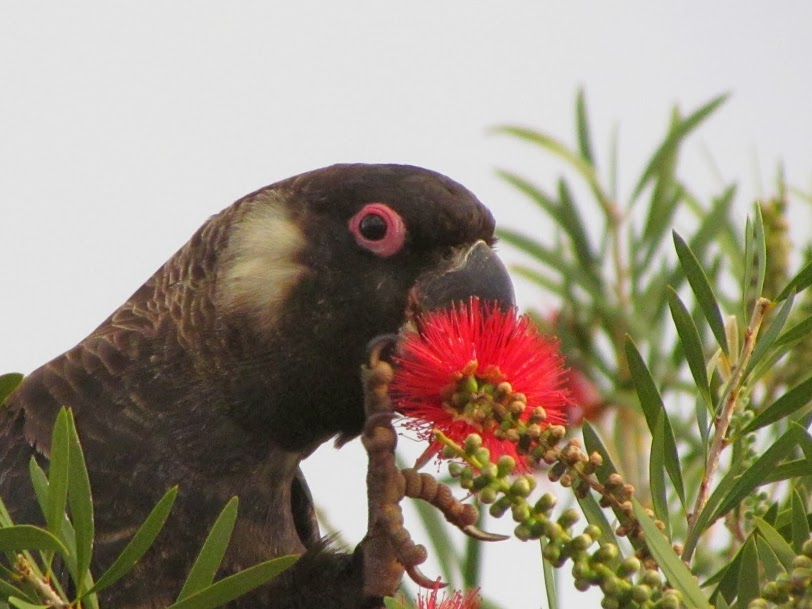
(216, 164, 514, 449)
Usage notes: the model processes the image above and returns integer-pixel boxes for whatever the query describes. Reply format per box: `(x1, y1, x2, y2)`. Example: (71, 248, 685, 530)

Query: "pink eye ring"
(348, 203, 406, 257)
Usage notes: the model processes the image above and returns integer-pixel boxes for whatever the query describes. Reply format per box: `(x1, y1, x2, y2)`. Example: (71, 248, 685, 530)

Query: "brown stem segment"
(685, 297, 771, 559)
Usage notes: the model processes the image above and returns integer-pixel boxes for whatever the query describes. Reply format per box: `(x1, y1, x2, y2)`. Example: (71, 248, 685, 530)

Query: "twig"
(14, 554, 68, 608)
(684, 297, 771, 559)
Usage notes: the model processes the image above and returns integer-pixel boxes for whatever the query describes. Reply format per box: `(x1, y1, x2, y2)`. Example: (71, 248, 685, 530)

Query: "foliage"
(0, 405, 296, 609)
(399, 91, 812, 608)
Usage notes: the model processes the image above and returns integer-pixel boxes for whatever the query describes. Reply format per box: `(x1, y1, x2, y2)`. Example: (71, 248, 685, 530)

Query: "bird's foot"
(359, 336, 438, 595)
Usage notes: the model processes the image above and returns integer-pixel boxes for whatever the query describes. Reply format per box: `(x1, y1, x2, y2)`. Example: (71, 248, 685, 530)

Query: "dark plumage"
(0, 164, 512, 608)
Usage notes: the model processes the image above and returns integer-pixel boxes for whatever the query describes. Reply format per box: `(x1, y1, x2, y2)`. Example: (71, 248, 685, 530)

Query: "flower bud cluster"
(445, 432, 684, 608)
(748, 537, 812, 609)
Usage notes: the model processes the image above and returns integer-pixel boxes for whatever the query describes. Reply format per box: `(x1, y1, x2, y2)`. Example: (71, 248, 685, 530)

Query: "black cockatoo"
(0, 164, 514, 608)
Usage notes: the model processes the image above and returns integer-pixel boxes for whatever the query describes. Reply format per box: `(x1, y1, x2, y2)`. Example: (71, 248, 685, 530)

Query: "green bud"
(617, 556, 641, 577)
(792, 554, 812, 569)
(572, 560, 591, 580)
(592, 543, 619, 564)
(630, 584, 651, 603)
(496, 455, 516, 477)
(514, 523, 532, 541)
(570, 534, 593, 553)
(573, 578, 591, 592)
(511, 503, 531, 523)
(473, 447, 491, 464)
(541, 543, 561, 563)
(461, 375, 479, 395)
(464, 433, 483, 453)
(790, 566, 811, 587)
(557, 508, 580, 529)
(600, 597, 619, 609)
(761, 581, 784, 602)
(584, 525, 602, 541)
(641, 569, 662, 588)
(544, 521, 564, 541)
(480, 463, 498, 479)
(510, 477, 532, 498)
(534, 493, 557, 514)
(659, 595, 680, 609)
(802, 538, 812, 557)
(600, 574, 621, 596)
(479, 486, 498, 504)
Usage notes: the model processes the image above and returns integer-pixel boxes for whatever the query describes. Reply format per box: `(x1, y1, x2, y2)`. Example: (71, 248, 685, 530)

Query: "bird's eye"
(348, 203, 405, 257)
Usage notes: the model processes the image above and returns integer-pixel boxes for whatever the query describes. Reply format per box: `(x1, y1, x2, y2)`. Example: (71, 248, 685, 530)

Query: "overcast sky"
(2, 4, 811, 608)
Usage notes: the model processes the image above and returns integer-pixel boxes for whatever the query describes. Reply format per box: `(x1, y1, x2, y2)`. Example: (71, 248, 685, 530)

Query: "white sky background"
(2, 3, 812, 608)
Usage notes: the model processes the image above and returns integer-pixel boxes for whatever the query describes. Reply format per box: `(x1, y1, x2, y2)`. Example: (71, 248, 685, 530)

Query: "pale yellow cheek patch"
(217, 193, 307, 335)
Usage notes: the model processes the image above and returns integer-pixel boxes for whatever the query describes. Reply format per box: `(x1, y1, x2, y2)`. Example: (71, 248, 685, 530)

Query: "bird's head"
(215, 164, 514, 449)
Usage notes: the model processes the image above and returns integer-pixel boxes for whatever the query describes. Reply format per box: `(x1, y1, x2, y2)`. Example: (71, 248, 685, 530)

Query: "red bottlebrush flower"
(416, 585, 481, 609)
(392, 298, 572, 466)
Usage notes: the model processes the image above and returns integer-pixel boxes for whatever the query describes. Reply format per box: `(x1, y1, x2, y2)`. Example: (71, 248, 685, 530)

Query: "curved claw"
(366, 333, 399, 365)
(462, 524, 510, 542)
(407, 564, 446, 590)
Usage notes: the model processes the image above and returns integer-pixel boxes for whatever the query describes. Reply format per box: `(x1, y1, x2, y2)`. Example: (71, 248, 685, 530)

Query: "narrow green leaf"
(383, 598, 407, 609)
(495, 170, 559, 220)
(0, 580, 29, 604)
(649, 413, 671, 539)
(557, 178, 598, 282)
(492, 126, 606, 206)
(742, 216, 756, 319)
(640, 182, 682, 271)
(776, 259, 812, 301)
(177, 497, 240, 602)
(631, 94, 728, 202)
(65, 410, 94, 591)
(715, 593, 730, 609)
(673, 231, 729, 354)
(754, 517, 796, 570)
(89, 486, 178, 593)
(164, 555, 298, 609)
(755, 536, 785, 582)
(27, 459, 48, 517)
(0, 374, 23, 405)
(632, 500, 710, 609)
(741, 375, 812, 435)
(462, 500, 485, 589)
(696, 394, 710, 448)
(737, 537, 760, 609)
(753, 205, 767, 300)
(706, 548, 742, 604)
(45, 410, 70, 539)
(497, 229, 603, 296)
(540, 539, 559, 609)
(763, 459, 812, 484)
(0, 525, 69, 555)
(745, 292, 795, 379)
(773, 314, 812, 350)
(668, 288, 712, 407)
(511, 265, 564, 296)
(791, 490, 811, 552)
(575, 88, 594, 164)
(625, 338, 686, 505)
(712, 427, 804, 522)
(8, 598, 48, 609)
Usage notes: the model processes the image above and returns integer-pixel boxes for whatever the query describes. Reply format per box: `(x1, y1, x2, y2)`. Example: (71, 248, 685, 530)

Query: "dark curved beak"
(412, 240, 515, 314)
